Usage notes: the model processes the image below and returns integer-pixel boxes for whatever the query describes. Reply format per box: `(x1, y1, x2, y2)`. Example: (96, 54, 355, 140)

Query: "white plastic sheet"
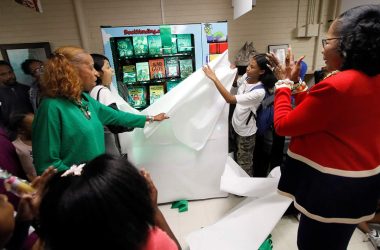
(113, 51, 237, 203)
(186, 157, 292, 250)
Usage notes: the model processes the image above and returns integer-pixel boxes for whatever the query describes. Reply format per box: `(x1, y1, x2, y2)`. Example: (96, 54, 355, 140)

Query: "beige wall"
(0, 0, 337, 72)
(0, 0, 81, 52)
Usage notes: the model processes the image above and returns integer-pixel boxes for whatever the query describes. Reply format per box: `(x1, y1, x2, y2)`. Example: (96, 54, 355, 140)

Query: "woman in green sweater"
(32, 46, 168, 175)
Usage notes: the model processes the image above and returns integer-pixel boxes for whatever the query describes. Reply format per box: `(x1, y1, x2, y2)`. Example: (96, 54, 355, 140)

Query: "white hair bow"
(61, 163, 85, 177)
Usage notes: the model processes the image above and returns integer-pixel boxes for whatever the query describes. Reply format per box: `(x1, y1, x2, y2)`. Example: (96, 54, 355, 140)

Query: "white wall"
(0, 0, 337, 72)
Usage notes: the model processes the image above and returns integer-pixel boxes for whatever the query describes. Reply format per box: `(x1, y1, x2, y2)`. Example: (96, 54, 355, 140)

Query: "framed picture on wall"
(268, 44, 289, 65)
(0, 42, 51, 85)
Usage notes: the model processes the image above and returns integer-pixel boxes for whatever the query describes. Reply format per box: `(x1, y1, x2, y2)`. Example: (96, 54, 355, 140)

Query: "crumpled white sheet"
(112, 53, 292, 249)
(186, 157, 292, 250)
(113, 51, 238, 203)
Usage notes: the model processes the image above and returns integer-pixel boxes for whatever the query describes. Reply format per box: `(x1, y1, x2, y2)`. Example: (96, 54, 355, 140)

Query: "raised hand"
(16, 167, 57, 221)
(266, 47, 305, 82)
(202, 65, 218, 82)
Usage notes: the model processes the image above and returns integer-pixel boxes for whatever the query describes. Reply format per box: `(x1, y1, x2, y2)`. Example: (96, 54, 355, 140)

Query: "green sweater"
(32, 93, 146, 174)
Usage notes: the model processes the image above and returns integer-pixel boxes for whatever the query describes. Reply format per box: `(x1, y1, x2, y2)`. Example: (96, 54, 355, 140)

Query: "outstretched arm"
(202, 65, 237, 104)
(92, 96, 169, 127)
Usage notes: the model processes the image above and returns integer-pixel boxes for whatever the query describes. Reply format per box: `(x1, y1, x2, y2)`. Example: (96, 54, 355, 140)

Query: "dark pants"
(228, 104, 236, 153)
(253, 131, 285, 177)
(297, 214, 356, 250)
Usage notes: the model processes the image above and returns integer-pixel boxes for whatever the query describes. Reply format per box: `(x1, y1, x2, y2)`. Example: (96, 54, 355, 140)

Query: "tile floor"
(159, 195, 374, 250)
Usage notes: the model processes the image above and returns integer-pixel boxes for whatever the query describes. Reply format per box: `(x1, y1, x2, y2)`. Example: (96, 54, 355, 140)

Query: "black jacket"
(0, 83, 33, 132)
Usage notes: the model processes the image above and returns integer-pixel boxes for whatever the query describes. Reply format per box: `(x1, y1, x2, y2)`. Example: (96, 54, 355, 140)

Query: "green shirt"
(32, 93, 146, 174)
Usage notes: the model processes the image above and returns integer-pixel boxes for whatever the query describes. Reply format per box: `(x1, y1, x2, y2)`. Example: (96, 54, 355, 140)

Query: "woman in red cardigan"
(267, 4, 380, 250)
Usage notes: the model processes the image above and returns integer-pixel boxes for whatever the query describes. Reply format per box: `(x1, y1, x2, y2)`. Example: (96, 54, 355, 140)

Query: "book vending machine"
(101, 22, 228, 109)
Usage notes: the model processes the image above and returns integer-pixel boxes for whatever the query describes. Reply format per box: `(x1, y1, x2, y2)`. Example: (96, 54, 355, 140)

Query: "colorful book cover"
(209, 54, 220, 62)
(127, 86, 147, 108)
(117, 37, 134, 58)
(166, 79, 181, 92)
(149, 85, 165, 104)
(136, 62, 150, 82)
(209, 43, 218, 54)
(149, 59, 166, 79)
(133, 36, 148, 56)
(177, 34, 193, 52)
(122, 65, 136, 84)
(147, 35, 162, 56)
(218, 42, 228, 53)
(164, 57, 179, 78)
(163, 35, 178, 55)
(179, 59, 194, 79)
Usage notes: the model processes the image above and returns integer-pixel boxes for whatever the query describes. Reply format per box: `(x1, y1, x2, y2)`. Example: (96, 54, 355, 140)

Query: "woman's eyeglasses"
(321, 37, 342, 48)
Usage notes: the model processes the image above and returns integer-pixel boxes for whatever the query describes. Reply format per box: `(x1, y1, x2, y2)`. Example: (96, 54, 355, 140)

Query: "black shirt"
(0, 82, 33, 132)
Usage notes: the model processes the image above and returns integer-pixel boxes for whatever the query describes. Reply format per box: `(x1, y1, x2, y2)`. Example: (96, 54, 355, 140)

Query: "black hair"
(39, 154, 155, 250)
(0, 60, 13, 70)
(252, 54, 277, 92)
(21, 59, 43, 75)
(8, 113, 32, 135)
(91, 53, 109, 85)
(337, 4, 380, 76)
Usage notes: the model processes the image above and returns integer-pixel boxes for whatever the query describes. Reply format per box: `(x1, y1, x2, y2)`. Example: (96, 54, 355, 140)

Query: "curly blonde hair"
(41, 46, 87, 101)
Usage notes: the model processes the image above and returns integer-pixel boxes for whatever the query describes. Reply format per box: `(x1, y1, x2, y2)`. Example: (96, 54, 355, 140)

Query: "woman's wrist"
(275, 79, 293, 91)
(277, 79, 294, 85)
(146, 115, 154, 123)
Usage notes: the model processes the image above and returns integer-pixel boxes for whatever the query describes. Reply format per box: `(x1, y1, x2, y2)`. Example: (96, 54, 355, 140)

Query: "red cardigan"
(274, 70, 380, 177)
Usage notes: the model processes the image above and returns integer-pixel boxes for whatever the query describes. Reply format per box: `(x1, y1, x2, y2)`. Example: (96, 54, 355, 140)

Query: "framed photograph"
(0, 42, 51, 85)
(268, 44, 289, 65)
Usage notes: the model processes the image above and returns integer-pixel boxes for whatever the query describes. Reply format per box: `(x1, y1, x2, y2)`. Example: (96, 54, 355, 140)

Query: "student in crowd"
(32, 46, 169, 175)
(254, 60, 308, 178)
(0, 194, 14, 249)
(39, 154, 181, 250)
(267, 4, 380, 250)
(0, 60, 33, 139)
(21, 59, 44, 112)
(89, 53, 133, 157)
(10, 112, 37, 181)
(0, 127, 27, 208)
(203, 54, 277, 176)
(0, 167, 56, 250)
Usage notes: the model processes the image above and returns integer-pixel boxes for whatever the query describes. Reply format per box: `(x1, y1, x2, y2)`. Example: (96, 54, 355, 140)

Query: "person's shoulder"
(89, 85, 104, 98)
(335, 69, 365, 79)
(309, 70, 365, 96)
(12, 138, 28, 151)
(143, 227, 178, 250)
(320, 70, 367, 89)
(98, 86, 113, 96)
(91, 87, 116, 106)
(39, 97, 70, 110)
(250, 83, 265, 95)
(15, 82, 30, 90)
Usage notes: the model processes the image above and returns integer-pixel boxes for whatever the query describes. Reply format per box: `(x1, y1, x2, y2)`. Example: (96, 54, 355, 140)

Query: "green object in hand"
(171, 200, 188, 213)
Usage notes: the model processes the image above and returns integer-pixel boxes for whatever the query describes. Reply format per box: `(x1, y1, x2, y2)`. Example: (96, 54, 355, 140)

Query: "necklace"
(75, 100, 91, 120)
(323, 70, 340, 80)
